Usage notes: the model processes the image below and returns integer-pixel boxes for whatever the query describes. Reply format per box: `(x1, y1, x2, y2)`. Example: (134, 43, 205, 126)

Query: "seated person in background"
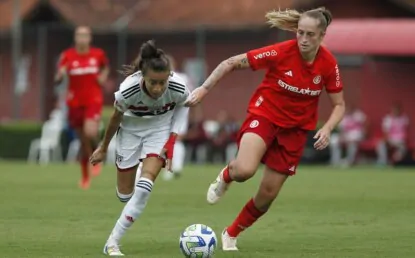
(207, 110, 239, 163)
(329, 105, 367, 166)
(376, 103, 410, 165)
(182, 106, 208, 163)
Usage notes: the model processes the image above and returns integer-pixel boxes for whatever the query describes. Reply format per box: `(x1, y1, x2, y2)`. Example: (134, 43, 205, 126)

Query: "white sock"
(107, 177, 154, 244)
(135, 164, 142, 185)
(172, 141, 186, 173)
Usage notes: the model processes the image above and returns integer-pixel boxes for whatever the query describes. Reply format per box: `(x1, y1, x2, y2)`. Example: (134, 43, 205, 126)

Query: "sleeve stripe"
(168, 86, 185, 94)
(121, 84, 141, 99)
(123, 88, 140, 99)
(169, 81, 186, 89)
(122, 89, 140, 99)
(121, 83, 140, 95)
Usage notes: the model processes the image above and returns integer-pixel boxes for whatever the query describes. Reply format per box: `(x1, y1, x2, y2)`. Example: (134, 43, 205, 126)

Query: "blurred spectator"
(207, 110, 239, 163)
(376, 103, 410, 166)
(329, 105, 367, 166)
(182, 106, 208, 163)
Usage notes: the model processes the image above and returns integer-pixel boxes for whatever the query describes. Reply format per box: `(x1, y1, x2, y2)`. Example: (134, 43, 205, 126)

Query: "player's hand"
(97, 74, 106, 85)
(54, 66, 67, 84)
(160, 134, 177, 172)
(313, 127, 331, 150)
(90, 146, 107, 166)
(185, 87, 208, 107)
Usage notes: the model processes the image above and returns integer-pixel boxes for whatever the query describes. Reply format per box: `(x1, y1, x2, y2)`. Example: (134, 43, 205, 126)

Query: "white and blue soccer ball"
(179, 224, 217, 258)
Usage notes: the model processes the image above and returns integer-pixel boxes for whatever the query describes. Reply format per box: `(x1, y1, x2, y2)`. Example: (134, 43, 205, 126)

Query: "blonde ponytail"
(265, 9, 302, 32)
(265, 7, 333, 32)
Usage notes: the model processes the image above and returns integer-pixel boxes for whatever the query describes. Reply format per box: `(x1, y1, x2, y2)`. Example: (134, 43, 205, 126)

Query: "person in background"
(55, 26, 110, 189)
(376, 103, 410, 166)
(329, 105, 367, 166)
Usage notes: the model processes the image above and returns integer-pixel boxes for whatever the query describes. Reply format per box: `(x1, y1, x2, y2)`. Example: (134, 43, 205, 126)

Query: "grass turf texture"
(0, 162, 414, 258)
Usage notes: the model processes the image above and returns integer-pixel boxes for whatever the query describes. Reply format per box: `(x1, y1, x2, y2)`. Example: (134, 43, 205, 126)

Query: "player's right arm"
(54, 52, 68, 84)
(100, 79, 137, 151)
(90, 78, 136, 164)
(186, 44, 278, 106)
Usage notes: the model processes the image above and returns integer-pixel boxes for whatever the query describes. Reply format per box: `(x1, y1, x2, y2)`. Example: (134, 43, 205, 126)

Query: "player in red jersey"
(186, 7, 345, 251)
(54, 26, 110, 189)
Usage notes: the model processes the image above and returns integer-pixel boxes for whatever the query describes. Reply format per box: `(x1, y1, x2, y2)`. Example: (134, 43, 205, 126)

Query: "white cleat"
(221, 229, 238, 251)
(103, 243, 124, 256)
(206, 168, 231, 204)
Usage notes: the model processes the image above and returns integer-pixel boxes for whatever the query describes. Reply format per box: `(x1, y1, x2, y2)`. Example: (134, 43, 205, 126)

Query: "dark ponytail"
(120, 40, 170, 76)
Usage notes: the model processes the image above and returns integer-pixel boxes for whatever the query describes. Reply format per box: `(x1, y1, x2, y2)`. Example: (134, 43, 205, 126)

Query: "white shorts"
(115, 127, 170, 170)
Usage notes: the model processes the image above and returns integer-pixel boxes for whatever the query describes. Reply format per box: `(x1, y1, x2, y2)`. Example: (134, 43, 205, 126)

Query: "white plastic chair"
(28, 120, 63, 164)
(66, 139, 81, 163)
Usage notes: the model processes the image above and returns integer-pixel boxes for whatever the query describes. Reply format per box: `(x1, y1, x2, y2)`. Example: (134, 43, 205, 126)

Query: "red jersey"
(246, 40, 343, 130)
(58, 47, 108, 107)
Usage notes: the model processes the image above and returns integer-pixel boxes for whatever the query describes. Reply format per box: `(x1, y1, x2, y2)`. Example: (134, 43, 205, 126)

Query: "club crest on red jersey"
(313, 75, 321, 84)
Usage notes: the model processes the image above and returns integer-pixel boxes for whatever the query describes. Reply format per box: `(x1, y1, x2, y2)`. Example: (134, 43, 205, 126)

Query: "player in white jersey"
(136, 54, 195, 181)
(89, 40, 189, 256)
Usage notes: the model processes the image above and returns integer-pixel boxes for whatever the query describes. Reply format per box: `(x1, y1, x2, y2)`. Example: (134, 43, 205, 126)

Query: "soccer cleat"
(103, 243, 124, 256)
(206, 167, 231, 204)
(78, 178, 90, 190)
(221, 229, 238, 251)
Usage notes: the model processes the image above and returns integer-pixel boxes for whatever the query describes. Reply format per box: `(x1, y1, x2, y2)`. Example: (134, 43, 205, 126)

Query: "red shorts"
(237, 114, 309, 175)
(68, 104, 102, 128)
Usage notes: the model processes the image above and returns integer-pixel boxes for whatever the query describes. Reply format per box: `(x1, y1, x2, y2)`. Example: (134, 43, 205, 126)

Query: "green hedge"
(0, 106, 114, 160)
(0, 122, 42, 160)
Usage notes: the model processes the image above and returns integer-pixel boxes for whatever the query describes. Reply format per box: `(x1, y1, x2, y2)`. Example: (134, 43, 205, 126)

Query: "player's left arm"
(322, 64, 346, 132)
(171, 88, 191, 136)
(161, 87, 190, 170)
(98, 49, 110, 85)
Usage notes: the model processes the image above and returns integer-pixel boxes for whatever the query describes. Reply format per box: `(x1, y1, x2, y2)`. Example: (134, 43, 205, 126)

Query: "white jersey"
(114, 71, 190, 133)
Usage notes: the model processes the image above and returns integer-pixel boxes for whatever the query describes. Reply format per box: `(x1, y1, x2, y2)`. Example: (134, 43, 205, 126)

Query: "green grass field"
(1, 162, 414, 258)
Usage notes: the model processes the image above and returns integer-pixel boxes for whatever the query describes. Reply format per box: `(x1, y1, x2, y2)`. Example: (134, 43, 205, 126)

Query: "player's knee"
(140, 168, 158, 182)
(84, 122, 99, 138)
(84, 128, 98, 139)
(116, 187, 134, 203)
(231, 160, 256, 182)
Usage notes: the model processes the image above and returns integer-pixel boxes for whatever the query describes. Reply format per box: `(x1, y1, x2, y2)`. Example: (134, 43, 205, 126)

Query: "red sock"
(222, 166, 233, 183)
(80, 157, 90, 181)
(226, 198, 266, 237)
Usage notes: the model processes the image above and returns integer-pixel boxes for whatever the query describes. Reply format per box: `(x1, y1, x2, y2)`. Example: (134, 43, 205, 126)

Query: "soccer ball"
(179, 224, 217, 258)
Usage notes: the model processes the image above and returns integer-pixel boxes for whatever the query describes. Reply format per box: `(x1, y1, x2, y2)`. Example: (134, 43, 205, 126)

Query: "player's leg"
(104, 156, 164, 256)
(221, 128, 308, 251)
(207, 115, 274, 204)
(68, 106, 91, 189)
(221, 166, 288, 251)
(114, 129, 142, 203)
(104, 130, 167, 256)
(84, 104, 103, 176)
